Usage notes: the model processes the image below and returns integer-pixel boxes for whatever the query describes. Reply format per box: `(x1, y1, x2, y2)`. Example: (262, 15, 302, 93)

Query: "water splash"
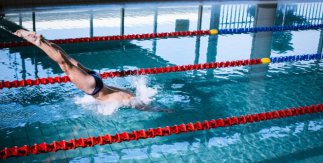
(74, 95, 126, 115)
(74, 77, 157, 115)
(130, 77, 158, 107)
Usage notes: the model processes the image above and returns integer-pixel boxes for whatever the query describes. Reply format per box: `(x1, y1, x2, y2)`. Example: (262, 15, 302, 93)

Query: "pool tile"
(73, 129, 89, 138)
(50, 150, 67, 162)
(160, 144, 189, 159)
(95, 144, 113, 153)
(143, 119, 166, 129)
(54, 120, 70, 127)
(93, 152, 120, 162)
(56, 125, 75, 138)
(26, 124, 43, 138)
(144, 145, 166, 162)
(87, 128, 103, 137)
(138, 137, 164, 146)
(119, 159, 136, 163)
(79, 146, 98, 156)
(67, 156, 92, 162)
(120, 148, 151, 161)
(153, 159, 169, 163)
(57, 132, 75, 141)
(13, 138, 29, 147)
(41, 125, 58, 137)
(1, 157, 19, 163)
(0, 130, 7, 137)
(204, 148, 226, 160)
(116, 148, 136, 162)
(178, 113, 199, 123)
(12, 127, 28, 140)
(114, 124, 136, 134)
(134, 157, 153, 163)
(27, 134, 45, 145)
(43, 133, 61, 143)
(180, 154, 202, 162)
(100, 120, 118, 129)
(195, 110, 214, 120)
(32, 153, 51, 162)
(27, 122, 41, 128)
(194, 152, 216, 162)
(189, 142, 209, 155)
(124, 140, 143, 149)
(52, 159, 68, 163)
(65, 148, 82, 159)
(156, 121, 172, 128)
(166, 156, 185, 163)
(100, 129, 119, 137)
(110, 142, 127, 151)
(147, 152, 165, 162)
(16, 155, 33, 163)
(71, 123, 88, 132)
(0, 135, 14, 148)
(172, 131, 203, 142)
(55, 123, 73, 131)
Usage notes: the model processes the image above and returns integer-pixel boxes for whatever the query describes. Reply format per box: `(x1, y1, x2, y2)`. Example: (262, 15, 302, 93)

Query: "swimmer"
(13, 29, 168, 112)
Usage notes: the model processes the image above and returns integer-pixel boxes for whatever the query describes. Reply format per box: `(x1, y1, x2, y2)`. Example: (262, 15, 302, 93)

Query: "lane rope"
(1, 103, 322, 159)
(0, 53, 322, 90)
(0, 24, 322, 48)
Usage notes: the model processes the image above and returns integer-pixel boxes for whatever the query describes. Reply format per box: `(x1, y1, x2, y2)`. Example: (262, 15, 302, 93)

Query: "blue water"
(1, 1, 323, 162)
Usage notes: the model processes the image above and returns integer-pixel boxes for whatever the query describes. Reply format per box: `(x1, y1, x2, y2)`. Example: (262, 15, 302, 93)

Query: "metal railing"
(219, 4, 255, 29)
(278, 2, 323, 25)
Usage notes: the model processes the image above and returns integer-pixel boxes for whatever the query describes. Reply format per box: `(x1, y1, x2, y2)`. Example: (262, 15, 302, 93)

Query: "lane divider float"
(0, 53, 321, 90)
(0, 24, 322, 48)
(0, 104, 322, 159)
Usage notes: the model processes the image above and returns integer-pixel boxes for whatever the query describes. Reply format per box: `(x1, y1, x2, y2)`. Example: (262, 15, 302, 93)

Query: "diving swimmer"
(14, 29, 138, 108)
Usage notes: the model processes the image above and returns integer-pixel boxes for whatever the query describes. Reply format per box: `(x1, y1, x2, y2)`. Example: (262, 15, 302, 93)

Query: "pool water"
(1, 1, 323, 162)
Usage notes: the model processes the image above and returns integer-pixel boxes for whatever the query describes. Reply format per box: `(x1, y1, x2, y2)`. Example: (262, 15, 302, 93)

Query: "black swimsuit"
(87, 71, 104, 96)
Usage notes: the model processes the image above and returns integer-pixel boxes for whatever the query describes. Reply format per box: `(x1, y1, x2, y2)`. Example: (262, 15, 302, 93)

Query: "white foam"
(74, 94, 128, 115)
(74, 77, 157, 115)
(130, 77, 157, 107)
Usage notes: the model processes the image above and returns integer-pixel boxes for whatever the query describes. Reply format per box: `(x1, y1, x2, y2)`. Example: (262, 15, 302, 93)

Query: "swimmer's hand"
(14, 29, 43, 46)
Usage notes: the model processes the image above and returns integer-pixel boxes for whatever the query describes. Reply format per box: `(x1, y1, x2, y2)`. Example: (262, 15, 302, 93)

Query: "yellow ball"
(210, 29, 218, 35)
(261, 58, 271, 64)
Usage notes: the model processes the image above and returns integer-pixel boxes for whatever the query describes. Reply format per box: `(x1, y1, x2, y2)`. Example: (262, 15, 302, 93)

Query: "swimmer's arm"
(14, 30, 70, 64)
(13, 29, 91, 73)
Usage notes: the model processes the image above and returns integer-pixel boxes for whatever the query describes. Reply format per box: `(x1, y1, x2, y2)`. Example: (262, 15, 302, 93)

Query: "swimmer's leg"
(14, 29, 96, 94)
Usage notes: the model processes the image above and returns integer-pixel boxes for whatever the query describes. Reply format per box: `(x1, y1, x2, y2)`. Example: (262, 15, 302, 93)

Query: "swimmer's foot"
(14, 29, 43, 46)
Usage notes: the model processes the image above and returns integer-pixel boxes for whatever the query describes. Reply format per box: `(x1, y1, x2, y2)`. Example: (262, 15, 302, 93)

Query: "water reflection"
(0, 1, 322, 121)
(65, 117, 323, 162)
(0, 1, 321, 81)
(0, 2, 323, 162)
(273, 6, 308, 53)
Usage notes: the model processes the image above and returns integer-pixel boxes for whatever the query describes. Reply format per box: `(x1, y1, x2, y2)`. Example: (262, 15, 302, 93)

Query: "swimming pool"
(1, 1, 323, 162)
